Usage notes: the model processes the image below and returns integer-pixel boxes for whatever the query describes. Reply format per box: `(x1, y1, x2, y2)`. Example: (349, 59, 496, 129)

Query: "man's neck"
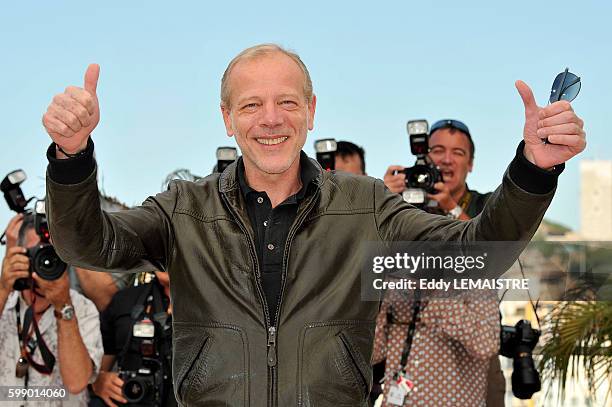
(451, 183, 468, 205)
(244, 159, 303, 208)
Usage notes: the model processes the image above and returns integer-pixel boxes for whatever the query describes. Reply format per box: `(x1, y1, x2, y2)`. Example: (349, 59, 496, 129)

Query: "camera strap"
(457, 190, 472, 213)
(388, 289, 423, 378)
(120, 280, 170, 359)
(20, 297, 55, 375)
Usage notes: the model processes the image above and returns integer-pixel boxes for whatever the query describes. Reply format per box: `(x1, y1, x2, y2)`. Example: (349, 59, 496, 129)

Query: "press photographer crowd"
(0, 44, 588, 407)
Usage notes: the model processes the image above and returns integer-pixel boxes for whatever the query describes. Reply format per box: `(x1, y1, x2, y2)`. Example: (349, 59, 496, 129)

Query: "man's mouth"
(441, 170, 454, 181)
(256, 137, 288, 146)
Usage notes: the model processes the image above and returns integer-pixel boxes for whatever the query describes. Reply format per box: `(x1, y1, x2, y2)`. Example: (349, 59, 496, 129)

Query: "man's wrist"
(54, 301, 75, 321)
(509, 141, 564, 194)
(55, 143, 89, 159)
(47, 137, 96, 184)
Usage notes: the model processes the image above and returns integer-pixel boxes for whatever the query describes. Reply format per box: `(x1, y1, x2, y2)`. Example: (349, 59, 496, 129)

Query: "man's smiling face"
(221, 51, 316, 178)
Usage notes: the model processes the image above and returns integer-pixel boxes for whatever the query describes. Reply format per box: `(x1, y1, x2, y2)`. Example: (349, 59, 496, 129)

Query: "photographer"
(335, 140, 366, 175)
(91, 271, 175, 407)
(377, 119, 504, 406)
(0, 213, 103, 406)
(383, 119, 490, 219)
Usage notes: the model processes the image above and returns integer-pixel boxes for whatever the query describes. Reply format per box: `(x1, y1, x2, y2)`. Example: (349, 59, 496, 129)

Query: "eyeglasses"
(549, 68, 581, 104)
(430, 119, 471, 138)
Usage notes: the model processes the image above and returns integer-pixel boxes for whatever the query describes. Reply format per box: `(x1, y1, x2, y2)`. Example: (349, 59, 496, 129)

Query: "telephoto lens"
(500, 319, 541, 399)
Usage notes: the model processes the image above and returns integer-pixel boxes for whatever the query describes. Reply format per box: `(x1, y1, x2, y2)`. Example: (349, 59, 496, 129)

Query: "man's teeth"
(257, 137, 287, 145)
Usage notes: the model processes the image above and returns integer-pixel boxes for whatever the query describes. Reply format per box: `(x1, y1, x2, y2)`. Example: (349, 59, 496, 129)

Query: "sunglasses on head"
(429, 119, 471, 138)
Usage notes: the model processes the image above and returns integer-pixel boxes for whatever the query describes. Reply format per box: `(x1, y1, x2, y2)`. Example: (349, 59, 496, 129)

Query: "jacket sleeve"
(374, 167, 556, 244)
(46, 166, 177, 274)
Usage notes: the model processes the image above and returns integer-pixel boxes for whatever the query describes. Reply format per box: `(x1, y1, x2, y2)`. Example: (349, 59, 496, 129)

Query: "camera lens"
(512, 355, 541, 399)
(30, 244, 66, 280)
(123, 377, 148, 403)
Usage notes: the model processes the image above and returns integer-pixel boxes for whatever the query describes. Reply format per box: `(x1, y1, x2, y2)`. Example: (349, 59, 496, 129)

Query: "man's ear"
(307, 94, 317, 131)
(468, 158, 474, 173)
(221, 104, 234, 137)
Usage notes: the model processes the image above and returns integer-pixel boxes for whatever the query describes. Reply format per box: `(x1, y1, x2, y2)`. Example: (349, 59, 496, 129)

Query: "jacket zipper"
(222, 186, 320, 407)
(270, 189, 320, 405)
(220, 193, 275, 406)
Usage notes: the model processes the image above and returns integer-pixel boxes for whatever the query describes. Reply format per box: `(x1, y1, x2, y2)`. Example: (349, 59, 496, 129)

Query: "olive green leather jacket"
(46, 157, 554, 406)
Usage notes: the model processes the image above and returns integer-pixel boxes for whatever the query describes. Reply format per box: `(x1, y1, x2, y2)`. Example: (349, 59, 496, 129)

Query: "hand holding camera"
(0, 246, 30, 297)
(4, 213, 24, 248)
(42, 64, 100, 156)
(426, 181, 458, 213)
(383, 165, 407, 194)
(32, 271, 71, 311)
(92, 371, 128, 407)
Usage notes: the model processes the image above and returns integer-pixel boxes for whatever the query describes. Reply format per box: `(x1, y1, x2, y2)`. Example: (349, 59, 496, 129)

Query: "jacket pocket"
(337, 331, 370, 398)
(175, 334, 211, 404)
(172, 323, 248, 406)
(298, 321, 374, 406)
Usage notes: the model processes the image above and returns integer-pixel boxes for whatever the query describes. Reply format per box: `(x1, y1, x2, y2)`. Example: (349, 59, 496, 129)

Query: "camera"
(120, 357, 164, 405)
(1, 169, 31, 213)
(500, 319, 541, 399)
(1, 170, 67, 290)
(213, 147, 238, 174)
(394, 120, 443, 206)
(314, 138, 337, 171)
(118, 309, 172, 406)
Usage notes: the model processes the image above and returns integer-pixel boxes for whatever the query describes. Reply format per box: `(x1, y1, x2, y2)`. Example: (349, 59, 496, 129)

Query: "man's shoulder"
(319, 171, 380, 211)
(163, 173, 227, 217)
(167, 172, 221, 195)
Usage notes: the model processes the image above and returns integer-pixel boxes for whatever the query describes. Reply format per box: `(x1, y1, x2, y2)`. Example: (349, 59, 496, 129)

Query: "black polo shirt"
(236, 152, 319, 326)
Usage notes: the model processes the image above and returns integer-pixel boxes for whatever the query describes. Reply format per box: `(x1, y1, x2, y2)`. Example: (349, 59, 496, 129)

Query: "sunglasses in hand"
(549, 67, 581, 104)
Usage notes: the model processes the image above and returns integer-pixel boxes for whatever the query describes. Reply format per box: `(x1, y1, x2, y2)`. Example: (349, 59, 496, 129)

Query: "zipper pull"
(267, 326, 277, 367)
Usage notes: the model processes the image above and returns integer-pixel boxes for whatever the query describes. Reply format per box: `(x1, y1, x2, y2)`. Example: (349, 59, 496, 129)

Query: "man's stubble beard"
(230, 114, 309, 176)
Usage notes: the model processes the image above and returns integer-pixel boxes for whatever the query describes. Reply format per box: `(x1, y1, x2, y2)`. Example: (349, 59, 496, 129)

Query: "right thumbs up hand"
(43, 64, 100, 157)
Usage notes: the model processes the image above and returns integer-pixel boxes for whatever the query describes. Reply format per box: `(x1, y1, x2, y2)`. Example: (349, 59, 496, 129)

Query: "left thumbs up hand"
(516, 80, 586, 169)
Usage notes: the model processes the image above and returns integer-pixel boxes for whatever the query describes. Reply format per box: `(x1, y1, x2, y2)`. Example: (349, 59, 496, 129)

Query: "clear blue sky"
(1, 1, 610, 232)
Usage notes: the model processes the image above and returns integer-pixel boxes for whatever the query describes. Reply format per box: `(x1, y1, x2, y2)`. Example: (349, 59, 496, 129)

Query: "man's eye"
(280, 100, 297, 107)
(242, 103, 258, 110)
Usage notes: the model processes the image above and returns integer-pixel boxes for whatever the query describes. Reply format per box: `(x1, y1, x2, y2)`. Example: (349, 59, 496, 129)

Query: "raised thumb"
(515, 80, 538, 115)
(84, 63, 100, 94)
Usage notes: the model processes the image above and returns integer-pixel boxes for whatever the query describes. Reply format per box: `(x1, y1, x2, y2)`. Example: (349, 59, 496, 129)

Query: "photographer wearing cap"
(91, 270, 175, 407)
(377, 120, 505, 406)
(383, 119, 490, 220)
(0, 214, 103, 406)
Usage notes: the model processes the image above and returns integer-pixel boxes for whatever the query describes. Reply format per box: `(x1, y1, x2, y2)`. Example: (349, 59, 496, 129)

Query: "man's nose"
(260, 101, 284, 127)
(442, 151, 453, 164)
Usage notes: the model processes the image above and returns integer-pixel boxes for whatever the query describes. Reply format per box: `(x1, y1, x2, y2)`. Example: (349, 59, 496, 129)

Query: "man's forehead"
(430, 129, 471, 149)
(228, 53, 305, 98)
